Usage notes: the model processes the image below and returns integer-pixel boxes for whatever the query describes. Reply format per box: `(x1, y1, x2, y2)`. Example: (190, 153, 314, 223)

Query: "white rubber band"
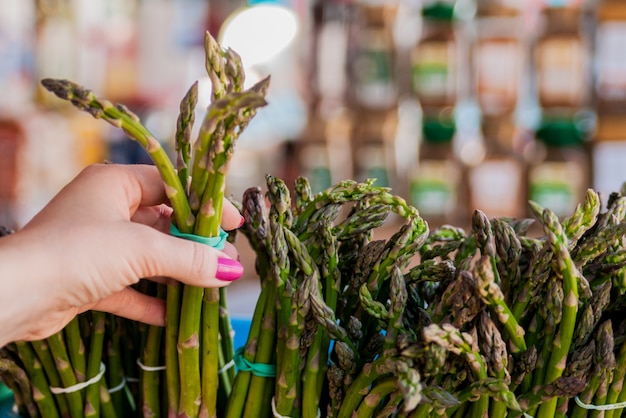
(218, 359, 236, 375)
(271, 396, 320, 418)
(574, 396, 626, 411)
(136, 358, 166, 372)
(50, 362, 106, 395)
(107, 377, 127, 394)
(125, 376, 139, 383)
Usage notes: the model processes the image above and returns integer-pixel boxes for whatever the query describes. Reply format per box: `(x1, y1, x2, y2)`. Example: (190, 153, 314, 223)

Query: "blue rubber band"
(169, 224, 228, 250)
(234, 347, 276, 378)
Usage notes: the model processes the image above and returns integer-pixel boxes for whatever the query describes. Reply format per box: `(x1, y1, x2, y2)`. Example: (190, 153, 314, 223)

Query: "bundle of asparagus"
(228, 175, 626, 418)
(0, 31, 269, 418)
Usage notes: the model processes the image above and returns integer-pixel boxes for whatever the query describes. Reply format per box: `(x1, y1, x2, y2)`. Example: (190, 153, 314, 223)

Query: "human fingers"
(24, 164, 170, 230)
(124, 226, 244, 287)
(131, 201, 243, 235)
(222, 199, 245, 231)
(90, 287, 166, 326)
(131, 205, 173, 233)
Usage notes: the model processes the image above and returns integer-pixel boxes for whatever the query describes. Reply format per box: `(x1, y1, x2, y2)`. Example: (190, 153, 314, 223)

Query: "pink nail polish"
(237, 215, 245, 228)
(216, 257, 244, 281)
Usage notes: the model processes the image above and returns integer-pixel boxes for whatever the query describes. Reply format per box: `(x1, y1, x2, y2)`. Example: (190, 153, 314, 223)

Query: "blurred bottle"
(347, 1, 398, 111)
(352, 111, 395, 188)
(309, 0, 351, 115)
(298, 114, 332, 194)
(473, 0, 524, 117)
(409, 111, 465, 226)
(534, 6, 589, 110)
(528, 117, 589, 218)
(468, 114, 526, 219)
(594, 0, 626, 113)
(410, 1, 458, 110)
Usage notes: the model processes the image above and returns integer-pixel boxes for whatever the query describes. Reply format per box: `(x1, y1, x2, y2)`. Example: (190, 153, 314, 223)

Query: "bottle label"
(469, 159, 524, 218)
(529, 161, 585, 218)
(536, 37, 585, 106)
(475, 39, 521, 114)
(353, 33, 396, 108)
(411, 41, 455, 104)
(410, 160, 459, 216)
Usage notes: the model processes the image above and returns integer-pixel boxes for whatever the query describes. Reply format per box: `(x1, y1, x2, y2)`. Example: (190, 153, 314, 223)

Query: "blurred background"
(1, 0, 625, 234)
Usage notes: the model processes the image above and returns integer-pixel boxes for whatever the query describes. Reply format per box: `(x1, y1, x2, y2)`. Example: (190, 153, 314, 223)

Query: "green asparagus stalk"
(336, 355, 398, 417)
(533, 202, 581, 418)
(605, 338, 626, 418)
(15, 342, 60, 418)
(265, 176, 301, 417)
(514, 376, 585, 416)
(30, 340, 71, 417)
(175, 80, 199, 189)
(84, 311, 106, 417)
(0, 355, 39, 418)
(39, 78, 192, 231)
(473, 255, 526, 354)
(64, 317, 87, 384)
(99, 382, 117, 418)
(46, 332, 84, 418)
(225, 187, 272, 418)
(104, 316, 128, 418)
(141, 288, 165, 418)
(354, 376, 398, 418)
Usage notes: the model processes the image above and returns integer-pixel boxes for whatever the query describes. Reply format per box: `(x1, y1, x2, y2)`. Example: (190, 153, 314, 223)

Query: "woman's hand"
(0, 163, 244, 346)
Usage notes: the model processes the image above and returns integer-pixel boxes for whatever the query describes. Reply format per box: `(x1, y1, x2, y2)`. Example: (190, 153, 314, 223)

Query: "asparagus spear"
(15, 342, 60, 418)
(473, 256, 526, 354)
(40, 78, 192, 231)
(0, 355, 40, 418)
(84, 311, 106, 417)
(46, 332, 84, 418)
(533, 202, 581, 418)
(175, 80, 199, 189)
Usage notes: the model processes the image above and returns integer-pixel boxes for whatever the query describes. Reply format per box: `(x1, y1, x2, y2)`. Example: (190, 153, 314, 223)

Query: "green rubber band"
(233, 347, 276, 378)
(169, 224, 228, 250)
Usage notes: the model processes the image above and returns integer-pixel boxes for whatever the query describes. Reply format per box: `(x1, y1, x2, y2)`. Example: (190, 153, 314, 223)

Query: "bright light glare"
(219, 4, 299, 67)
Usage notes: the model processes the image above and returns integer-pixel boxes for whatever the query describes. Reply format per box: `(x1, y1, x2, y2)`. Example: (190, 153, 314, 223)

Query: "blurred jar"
(528, 117, 589, 218)
(473, 0, 524, 116)
(410, 1, 458, 110)
(594, 0, 626, 113)
(409, 111, 465, 226)
(468, 114, 526, 219)
(534, 6, 589, 110)
(348, 2, 399, 111)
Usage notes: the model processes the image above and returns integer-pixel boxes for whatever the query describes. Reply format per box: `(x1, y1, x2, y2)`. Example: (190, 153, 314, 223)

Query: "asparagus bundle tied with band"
(1, 31, 268, 418)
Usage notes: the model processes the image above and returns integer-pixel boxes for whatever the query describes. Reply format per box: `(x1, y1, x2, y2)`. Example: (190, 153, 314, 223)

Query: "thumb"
(131, 227, 244, 287)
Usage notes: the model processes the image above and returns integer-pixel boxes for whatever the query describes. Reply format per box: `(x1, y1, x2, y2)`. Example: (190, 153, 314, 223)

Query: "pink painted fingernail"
(237, 215, 245, 228)
(216, 257, 244, 281)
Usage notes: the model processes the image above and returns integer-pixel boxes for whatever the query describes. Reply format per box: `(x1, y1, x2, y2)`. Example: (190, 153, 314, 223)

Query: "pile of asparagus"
(227, 176, 626, 418)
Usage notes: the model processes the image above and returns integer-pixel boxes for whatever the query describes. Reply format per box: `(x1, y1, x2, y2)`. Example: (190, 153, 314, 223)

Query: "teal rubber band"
(233, 347, 276, 378)
(169, 224, 229, 251)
